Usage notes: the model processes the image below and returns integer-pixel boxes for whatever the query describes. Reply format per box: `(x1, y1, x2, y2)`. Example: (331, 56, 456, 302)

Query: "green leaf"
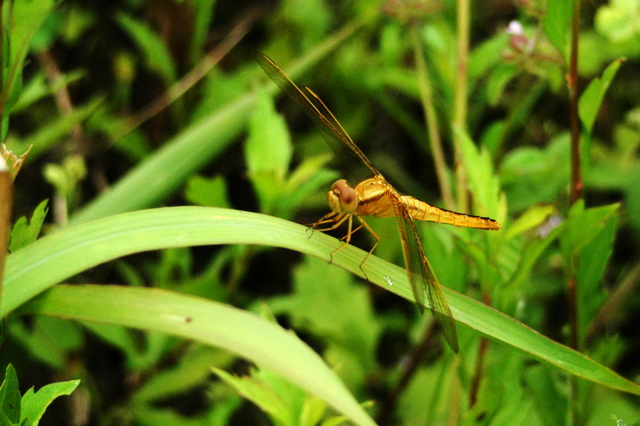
(9, 199, 49, 252)
(9, 316, 83, 369)
(70, 93, 255, 225)
(485, 64, 518, 106)
(20, 379, 80, 425)
(12, 70, 85, 113)
(500, 223, 564, 311)
(3, 207, 639, 396)
(246, 90, 293, 178)
(134, 346, 234, 403)
(523, 365, 568, 426)
(578, 59, 624, 134)
(469, 32, 510, 80)
(21, 284, 375, 426)
(183, 175, 230, 208)
(560, 201, 619, 272)
(213, 367, 312, 426)
(577, 205, 619, 343)
(5, 0, 57, 110)
(13, 97, 103, 162)
(468, 350, 533, 425)
(625, 164, 640, 234)
(504, 204, 557, 241)
(245, 89, 293, 213)
(271, 256, 380, 361)
(269, 256, 380, 389)
(280, 154, 335, 218)
(543, 0, 573, 60)
(116, 12, 177, 84)
(595, 0, 640, 42)
(454, 127, 502, 218)
(500, 135, 571, 212)
(0, 364, 21, 424)
(188, 0, 217, 64)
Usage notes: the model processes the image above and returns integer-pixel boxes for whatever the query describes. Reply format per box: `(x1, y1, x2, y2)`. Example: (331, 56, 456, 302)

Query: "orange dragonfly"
(256, 53, 501, 352)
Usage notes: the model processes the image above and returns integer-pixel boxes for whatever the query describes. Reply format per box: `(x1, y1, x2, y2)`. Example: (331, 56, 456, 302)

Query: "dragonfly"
(256, 53, 501, 352)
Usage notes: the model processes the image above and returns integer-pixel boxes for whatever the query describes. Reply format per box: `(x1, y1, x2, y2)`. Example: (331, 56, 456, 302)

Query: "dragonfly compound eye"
(327, 179, 356, 212)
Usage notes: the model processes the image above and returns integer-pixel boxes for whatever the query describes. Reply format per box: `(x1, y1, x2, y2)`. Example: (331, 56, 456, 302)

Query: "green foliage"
(184, 174, 230, 208)
(9, 199, 48, 252)
(116, 12, 178, 86)
(595, 0, 640, 42)
(213, 367, 334, 426)
(543, 0, 573, 61)
(0, 364, 79, 425)
(1, 0, 639, 424)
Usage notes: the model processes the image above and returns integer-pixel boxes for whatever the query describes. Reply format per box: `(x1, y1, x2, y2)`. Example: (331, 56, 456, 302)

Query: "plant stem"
(410, 24, 454, 210)
(569, 1, 582, 205)
(568, 0, 583, 423)
(120, 7, 258, 139)
(452, 0, 471, 211)
(376, 321, 438, 424)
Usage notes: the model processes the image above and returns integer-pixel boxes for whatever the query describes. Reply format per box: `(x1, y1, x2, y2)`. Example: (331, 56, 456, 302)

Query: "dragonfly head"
(327, 179, 357, 213)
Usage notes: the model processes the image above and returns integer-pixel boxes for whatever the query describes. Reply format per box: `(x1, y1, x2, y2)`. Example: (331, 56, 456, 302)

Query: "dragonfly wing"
(255, 53, 378, 179)
(301, 86, 378, 177)
(390, 191, 459, 352)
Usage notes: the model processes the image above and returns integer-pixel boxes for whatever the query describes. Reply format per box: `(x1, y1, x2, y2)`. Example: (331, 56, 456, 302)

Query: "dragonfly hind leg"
(355, 217, 380, 282)
(331, 215, 380, 282)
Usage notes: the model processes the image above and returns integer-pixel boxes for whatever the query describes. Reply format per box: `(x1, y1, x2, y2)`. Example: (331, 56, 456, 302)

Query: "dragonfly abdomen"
(401, 196, 501, 230)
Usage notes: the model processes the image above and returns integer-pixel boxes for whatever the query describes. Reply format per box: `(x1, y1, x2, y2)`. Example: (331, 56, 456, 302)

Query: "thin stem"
(37, 50, 84, 226)
(569, 0, 582, 205)
(587, 262, 640, 341)
(469, 293, 491, 406)
(119, 7, 259, 139)
(567, 2, 583, 424)
(376, 320, 439, 425)
(410, 24, 454, 210)
(0, 162, 10, 312)
(453, 0, 471, 211)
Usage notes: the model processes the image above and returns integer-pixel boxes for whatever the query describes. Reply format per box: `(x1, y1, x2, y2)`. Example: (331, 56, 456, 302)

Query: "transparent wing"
(390, 191, 459, 352)
(255, 53, 379, 178)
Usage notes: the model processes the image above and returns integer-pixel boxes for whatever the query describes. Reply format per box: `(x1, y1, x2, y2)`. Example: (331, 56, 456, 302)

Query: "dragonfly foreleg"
(309, 212, 350, 233)
(308, 211, 338, 228)
(306, 211, 340, 239)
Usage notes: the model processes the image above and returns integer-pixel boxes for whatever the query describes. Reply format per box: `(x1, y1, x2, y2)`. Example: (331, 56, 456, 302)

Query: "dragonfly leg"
(307, 211, 338, 228)
(328, 215, 355, 264)
(305, 211, 341, 239)
(339, 222, 365, 241)
(356, 217, 380, 282)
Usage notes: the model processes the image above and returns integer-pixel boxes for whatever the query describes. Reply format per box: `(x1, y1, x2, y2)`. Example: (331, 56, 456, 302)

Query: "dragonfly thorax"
(327, 179, 358, 214)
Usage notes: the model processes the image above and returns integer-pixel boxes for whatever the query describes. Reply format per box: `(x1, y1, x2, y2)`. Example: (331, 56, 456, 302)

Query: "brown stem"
(452, 0, 471, 212)
(587, 262, 640, 342)
(568, 0, 582, 204)
(469, 293, 491, 406)
(410, 24, 454, 210)
(0, 163, 11, 313)
(120, 7, 259, 139)
(567, 0, 583, 423)
(376, 321, 438, 424)
(36, 50, 84, 145)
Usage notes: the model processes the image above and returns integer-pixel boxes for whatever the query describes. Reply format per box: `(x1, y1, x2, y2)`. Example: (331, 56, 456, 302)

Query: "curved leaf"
(3, 207, 638, 398)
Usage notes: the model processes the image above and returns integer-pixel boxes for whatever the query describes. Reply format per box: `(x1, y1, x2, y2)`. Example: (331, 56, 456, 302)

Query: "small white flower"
(506, 20, 524, 35)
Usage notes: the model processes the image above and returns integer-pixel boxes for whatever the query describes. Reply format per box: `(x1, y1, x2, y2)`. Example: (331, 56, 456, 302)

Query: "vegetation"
(1, 0, 639, 424)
